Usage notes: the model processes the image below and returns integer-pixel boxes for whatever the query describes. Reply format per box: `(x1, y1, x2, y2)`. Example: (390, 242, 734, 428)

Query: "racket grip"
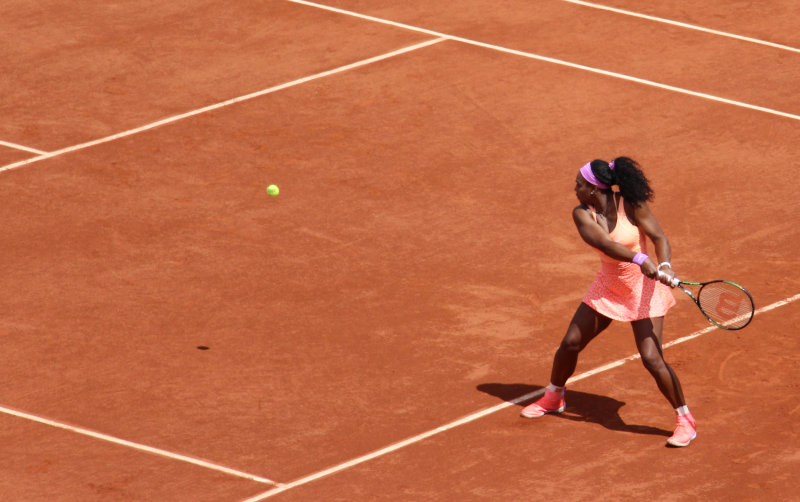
(658, 270, 680, 287)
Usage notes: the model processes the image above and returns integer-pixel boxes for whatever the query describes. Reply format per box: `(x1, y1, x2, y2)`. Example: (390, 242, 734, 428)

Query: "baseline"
(287, 0, 800, 122)
(241, 292, 800, 501)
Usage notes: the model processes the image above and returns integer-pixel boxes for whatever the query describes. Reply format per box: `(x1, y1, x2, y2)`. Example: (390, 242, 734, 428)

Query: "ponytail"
(590, 156, 653, 206)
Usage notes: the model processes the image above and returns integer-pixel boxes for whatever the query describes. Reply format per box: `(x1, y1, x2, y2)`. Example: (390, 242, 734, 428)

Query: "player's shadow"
(478, 383, 671, 437)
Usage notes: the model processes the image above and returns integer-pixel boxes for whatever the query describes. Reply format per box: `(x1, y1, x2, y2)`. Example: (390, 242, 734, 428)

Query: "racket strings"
(697, 282, 754, 329)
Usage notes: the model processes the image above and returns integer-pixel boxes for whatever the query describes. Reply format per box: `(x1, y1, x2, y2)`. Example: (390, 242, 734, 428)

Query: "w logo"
(696, 282, 753, 330)
(716, 292, 745, 318)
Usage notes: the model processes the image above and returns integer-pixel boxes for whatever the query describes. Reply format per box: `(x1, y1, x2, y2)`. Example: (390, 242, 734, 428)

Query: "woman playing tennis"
(521, 157, 697, 447)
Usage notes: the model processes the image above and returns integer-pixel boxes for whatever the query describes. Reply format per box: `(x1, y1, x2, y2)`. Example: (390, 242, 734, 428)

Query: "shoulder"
(572, 204, 596, 226)
(572, 204, 590, 218)
(621, 196, 653, 223)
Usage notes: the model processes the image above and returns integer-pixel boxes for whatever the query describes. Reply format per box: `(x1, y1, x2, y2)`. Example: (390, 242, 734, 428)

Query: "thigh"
(631, 316, 665, 358)
(563, 302, 614, 351)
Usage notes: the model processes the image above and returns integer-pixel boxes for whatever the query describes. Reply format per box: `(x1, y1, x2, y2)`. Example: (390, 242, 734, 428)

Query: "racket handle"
(658, 270, 680, 287)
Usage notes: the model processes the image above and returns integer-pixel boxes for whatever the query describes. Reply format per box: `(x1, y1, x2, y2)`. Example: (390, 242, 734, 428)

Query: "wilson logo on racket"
(715, 292, 747, 318)
(660, 273, 755, 330)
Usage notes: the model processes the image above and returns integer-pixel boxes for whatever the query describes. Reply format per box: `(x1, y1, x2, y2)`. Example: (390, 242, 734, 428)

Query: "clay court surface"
(1, 1, 799, 500)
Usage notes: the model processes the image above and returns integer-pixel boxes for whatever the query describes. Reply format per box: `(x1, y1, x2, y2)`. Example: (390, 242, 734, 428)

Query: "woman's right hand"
(639, 258, 660, 279)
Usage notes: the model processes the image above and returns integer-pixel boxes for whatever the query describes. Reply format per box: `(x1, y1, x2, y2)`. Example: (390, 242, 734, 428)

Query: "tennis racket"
(660, 273, 755, 330)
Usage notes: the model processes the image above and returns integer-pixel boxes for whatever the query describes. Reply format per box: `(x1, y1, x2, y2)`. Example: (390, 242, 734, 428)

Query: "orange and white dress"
(582, 195, 676, 321)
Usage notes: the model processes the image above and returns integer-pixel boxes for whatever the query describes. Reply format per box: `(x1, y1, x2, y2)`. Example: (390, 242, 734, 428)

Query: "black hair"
(591, 156, 653, 206)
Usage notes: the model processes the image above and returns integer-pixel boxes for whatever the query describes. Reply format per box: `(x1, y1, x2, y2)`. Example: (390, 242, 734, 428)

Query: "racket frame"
(670, 277, 755, 330)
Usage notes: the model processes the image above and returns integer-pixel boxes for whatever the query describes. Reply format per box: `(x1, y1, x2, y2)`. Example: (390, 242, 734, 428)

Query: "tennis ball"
(266, 184, 279, 197)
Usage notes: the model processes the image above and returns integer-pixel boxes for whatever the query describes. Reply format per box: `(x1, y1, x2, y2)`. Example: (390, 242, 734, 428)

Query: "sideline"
(0, 140, 46, 155)
(0, 404, 281, 486)
(287, 0, 800, 122)
(560, 0, 800, 54)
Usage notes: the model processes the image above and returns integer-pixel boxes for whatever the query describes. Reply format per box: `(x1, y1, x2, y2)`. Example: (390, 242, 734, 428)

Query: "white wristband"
(658, 262, 672, 269)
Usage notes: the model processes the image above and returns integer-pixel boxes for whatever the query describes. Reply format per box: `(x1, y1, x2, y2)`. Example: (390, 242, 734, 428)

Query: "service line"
(242, 293, 800, 501)
(0, 37, 446, 174)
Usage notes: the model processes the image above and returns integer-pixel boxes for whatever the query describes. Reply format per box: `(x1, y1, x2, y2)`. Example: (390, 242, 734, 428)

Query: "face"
(574, 172, 594, 205)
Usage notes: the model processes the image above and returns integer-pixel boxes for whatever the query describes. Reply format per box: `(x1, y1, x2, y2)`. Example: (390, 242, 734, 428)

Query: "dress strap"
(615, 193, 624, 216)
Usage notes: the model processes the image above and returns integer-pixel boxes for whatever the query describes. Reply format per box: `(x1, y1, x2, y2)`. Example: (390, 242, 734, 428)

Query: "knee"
(640, 350, 666, 374)
(559, 332, 583, 354)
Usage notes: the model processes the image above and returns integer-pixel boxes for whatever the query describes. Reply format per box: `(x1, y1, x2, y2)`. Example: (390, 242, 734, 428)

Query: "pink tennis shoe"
(666, 413, 697, 447)
(520, 389, 566, 418)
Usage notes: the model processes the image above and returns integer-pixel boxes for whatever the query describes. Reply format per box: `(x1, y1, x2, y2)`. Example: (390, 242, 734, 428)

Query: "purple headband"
(580, 161, 615, 189)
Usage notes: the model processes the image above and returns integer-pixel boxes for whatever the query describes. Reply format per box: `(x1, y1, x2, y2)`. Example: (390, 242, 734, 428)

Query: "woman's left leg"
(632, 316, 697, 446)
(631, 316, 685, 408)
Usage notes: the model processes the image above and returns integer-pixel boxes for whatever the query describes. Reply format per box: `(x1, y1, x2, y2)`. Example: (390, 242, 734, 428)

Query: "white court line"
(560, 0, 800, 54)
(0, 37, 446, 174)
(0, 139, 47, 155)
(0, 4, 793, 493)
(0, 35, 447, 486)
(242, 293, 800, 501)
(287, 0, 800, 122)
(0, 404, 281, 485)
(2, 3, 797, 176)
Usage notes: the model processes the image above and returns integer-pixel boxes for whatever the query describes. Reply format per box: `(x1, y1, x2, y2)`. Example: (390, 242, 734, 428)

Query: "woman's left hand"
(657, 264, 676, 287)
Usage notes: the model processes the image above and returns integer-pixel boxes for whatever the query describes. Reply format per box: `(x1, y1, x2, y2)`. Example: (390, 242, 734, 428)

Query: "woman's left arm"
(632, 201, 675, 285)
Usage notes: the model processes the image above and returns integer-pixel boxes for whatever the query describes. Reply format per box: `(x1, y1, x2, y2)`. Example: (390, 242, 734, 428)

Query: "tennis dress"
(582, 195, 676, 321)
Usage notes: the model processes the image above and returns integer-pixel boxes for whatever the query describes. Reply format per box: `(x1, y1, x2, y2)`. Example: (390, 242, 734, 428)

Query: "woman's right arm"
(572, 206, 640, 263)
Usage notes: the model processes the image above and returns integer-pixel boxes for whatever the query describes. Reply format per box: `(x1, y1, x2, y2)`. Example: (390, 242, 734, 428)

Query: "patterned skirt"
(582, 261, 676, 321)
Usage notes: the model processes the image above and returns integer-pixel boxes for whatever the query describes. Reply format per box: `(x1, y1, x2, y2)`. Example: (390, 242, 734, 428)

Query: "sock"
(675, 405, 690, 416)
(546, 383, 565, 394)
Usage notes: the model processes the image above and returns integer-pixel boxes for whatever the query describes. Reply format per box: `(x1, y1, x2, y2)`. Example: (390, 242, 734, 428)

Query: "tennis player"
(521, 157, 697, 447)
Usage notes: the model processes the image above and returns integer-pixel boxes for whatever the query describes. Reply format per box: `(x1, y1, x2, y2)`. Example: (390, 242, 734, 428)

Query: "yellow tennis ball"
(266, 184, 279, 197)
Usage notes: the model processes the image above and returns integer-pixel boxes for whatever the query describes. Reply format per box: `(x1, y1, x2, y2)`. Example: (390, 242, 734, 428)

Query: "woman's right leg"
(549, 302, 613, 386)
(521, 303, 611, 418)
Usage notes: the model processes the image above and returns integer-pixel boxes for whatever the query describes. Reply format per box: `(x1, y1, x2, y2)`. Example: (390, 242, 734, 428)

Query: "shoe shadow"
(478, 383, 671, 437)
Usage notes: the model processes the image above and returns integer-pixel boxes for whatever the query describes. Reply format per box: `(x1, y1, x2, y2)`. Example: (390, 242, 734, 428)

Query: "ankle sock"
(546, 383, 565, 394)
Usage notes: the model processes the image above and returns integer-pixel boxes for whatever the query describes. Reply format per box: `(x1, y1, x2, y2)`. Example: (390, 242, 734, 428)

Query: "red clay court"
(1, 1, 799, 500)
